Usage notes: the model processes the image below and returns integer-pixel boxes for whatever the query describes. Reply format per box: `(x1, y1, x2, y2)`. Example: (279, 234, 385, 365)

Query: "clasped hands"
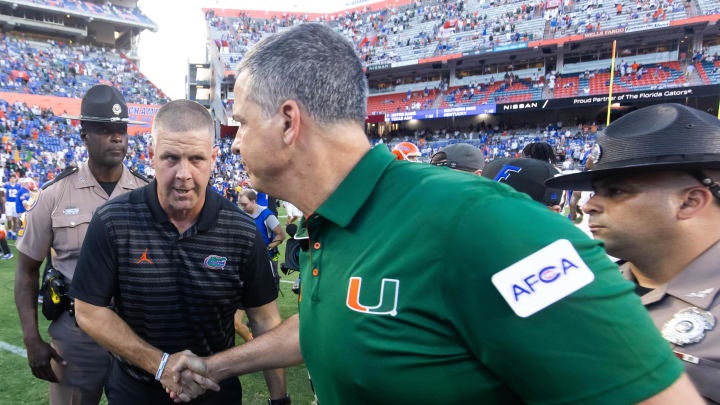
(159, 350, 219, 403)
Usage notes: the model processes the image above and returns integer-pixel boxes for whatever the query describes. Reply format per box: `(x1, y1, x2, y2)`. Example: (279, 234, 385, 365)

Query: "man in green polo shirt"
(166, 24, 702, 404)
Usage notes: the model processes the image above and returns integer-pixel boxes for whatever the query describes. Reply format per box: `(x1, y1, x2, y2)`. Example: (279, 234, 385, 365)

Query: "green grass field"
(0, 207, 314, 405)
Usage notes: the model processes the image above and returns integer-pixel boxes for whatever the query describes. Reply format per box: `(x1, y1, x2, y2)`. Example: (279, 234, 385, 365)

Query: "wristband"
(155, 352, 169, 381)
(268, 394, 291, 405)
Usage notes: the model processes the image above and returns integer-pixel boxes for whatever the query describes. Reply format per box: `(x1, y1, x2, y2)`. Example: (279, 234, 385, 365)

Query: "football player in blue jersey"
(3, 175, 22, 239)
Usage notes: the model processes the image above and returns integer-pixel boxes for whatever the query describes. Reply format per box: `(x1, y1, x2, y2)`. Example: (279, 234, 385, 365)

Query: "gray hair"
(237, 23, 368, 125)
(152, 99, 214, 146)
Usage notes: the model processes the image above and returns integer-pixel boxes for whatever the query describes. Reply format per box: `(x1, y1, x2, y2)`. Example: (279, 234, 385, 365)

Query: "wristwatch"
(268, 394, 291, 405)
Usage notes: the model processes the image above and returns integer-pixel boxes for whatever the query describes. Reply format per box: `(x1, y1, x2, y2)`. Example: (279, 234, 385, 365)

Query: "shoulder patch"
(40, 166, 78, 190)
(491, 239, 595, 318)
(26, 191, 40, 212)
(130, 169, 150, 184)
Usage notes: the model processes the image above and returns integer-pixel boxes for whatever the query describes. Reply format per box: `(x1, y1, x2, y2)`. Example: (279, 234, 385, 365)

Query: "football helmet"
(19, 177, 36, 191)
(392, 142, 421, 162)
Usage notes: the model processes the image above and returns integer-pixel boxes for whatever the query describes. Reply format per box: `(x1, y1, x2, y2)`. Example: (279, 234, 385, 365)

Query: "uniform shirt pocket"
(51, 213, 94, 255)
(683, 356, 720, 403)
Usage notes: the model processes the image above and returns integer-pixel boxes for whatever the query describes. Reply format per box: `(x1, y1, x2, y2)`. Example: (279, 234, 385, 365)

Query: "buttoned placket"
(306, 214, 325, 303)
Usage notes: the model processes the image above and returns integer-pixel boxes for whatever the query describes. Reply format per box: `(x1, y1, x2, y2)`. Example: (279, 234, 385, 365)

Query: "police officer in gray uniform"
(13, 85, 148, 405)
(547, 103, 720, 404)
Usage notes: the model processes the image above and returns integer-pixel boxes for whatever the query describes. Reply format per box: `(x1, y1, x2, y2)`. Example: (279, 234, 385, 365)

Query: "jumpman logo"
(136, 248, 153, 264)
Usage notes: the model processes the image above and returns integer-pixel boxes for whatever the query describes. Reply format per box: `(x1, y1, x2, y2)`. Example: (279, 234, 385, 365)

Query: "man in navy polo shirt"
(71, 100, 288, 404)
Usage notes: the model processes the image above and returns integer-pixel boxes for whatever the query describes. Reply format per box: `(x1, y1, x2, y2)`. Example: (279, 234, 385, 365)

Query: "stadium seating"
(0, 97, 154, 182)
(696, 59, 720, 84)
(206, 0, 697, 74)
(205, 0, 702, 120)
(367, 90, 438, 115)
(15, 0, 155, 26)
(550, 0, 686, 38)
(439, 76, 542, 108)
(697, 0, 720, 14)
(206, 0, 547, 71)
(380, 121, 601, 164)
(554, 61, 687, 97)
(0, 34, 169, 105)
(553, 75, 580, 98)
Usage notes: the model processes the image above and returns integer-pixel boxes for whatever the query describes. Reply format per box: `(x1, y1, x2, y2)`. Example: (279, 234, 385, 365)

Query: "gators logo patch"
(204, 255, 227, 270)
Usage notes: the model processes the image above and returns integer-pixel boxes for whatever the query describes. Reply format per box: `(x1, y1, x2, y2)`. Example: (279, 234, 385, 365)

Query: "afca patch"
(491, 239, 594, 318)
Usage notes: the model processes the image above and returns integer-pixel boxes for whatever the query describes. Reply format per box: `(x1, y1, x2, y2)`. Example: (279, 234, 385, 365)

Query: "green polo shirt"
(298, 145, 682, 405)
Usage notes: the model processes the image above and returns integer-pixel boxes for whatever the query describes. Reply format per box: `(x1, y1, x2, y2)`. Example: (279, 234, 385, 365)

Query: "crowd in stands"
(1, 93, 600, 195)
(548, 0, 684, 37)
(21, 0, 155, 26)
(205, 0, 711, 116)
(372, 119, 599, 167)
(0, 33, 169, 105)
(2, 99, 82, 183)
(693, 46, 720, 84)
(366, 54, 700, 111)
(0, 98, 249, 202)
(368, 68, 548, 114)
(553, 60, 688, 97)
(0, 99, 155, 185)
(370, 83, 442, 114)
(210, 137, 250, 197)
(206, 0, 547, 70)
(206, 0, 696, 73)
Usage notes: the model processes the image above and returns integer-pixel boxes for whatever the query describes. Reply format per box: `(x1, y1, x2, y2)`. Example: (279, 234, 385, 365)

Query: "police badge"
(661, 307, 715, 346)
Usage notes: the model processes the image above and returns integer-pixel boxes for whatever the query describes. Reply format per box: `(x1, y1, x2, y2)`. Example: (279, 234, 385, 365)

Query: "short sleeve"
(240, 228, 278, 309)
(265, 214, 280, 232)
(442, 194, 683, 405)
(16, 188, 53, 261)
(69, 211, 118, 306)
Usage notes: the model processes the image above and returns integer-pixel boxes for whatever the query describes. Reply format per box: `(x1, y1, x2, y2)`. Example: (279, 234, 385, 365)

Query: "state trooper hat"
(62, 84, 144, 124)
(546, 103, 720, 196)
(483, 157, 563, 206)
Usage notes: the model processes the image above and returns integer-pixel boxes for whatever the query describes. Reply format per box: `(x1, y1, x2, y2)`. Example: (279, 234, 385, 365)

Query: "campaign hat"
(546, 103, 720, 190)
(61, 84, 145, 124)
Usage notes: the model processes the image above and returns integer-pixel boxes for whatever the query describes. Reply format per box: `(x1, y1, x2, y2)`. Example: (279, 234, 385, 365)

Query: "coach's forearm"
(74, 299, 163, 375)
(249, 301, 287, 399)
(207, 314, 303, 382)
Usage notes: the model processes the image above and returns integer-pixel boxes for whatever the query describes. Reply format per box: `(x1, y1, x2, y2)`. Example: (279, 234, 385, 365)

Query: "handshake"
(159, 350, 220, 403)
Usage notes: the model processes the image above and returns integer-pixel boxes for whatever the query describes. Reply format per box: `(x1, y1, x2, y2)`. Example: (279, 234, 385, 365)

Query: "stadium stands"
(439, 75, 542, 108)
(377, 120, 601, 165)
(698, 0, 720, 14)
(3, 0, 718, 190)
(367, 90, 438, 114)
(206, 0, 695, 72)
(554, 61, 687, 98)
(550, 0, 686, 38)
(0, 98, 152, 182)
(0, 1, 167, 188)
(0, 33, 169, 105)
(205, 0, 547, 71)
(205, 0, 713, 120)
(9, 0, 155, 26)
(696, 59, 720, 84)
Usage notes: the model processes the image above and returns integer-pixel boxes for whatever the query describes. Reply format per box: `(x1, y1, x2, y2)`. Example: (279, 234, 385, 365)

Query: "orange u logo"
(346, 277, 399, 316)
